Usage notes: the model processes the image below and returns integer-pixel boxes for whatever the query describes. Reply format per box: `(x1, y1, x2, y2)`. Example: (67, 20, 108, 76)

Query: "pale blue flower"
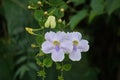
(41, 31, 73, 62)
(67, 32, 89, 61)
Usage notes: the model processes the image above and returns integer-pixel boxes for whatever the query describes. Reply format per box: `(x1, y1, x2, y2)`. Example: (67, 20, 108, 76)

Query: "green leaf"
(48, 0, 64, 7)
(54, 9, 64, 18)
(63, 64, 72, 71)
(58, 75, 64, 80)
(106, 0, 120, 15)
(90, 0, 104, 13)
(14, 65, 29, 79)
(34, 10, 44, 22)
(36, 57, 43, 66)
(56, 63, 61, 70)
(37, 70, 46, 78)
(28, 62, 38, 71)
(36, 35, 44, 45)
(15, 56, 27, 65)
(88, 10, 98, 23)
(43, 57, 53, 68)
(71, 0, 85, 6)
(89, 0, 104, 23)
(70, 9, 88, 30)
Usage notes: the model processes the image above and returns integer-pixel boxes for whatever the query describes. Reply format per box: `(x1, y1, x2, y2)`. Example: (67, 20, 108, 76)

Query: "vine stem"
(42, 27, 45, 80)
(42, 65, 45, 80)
(61, 62, 64, 80)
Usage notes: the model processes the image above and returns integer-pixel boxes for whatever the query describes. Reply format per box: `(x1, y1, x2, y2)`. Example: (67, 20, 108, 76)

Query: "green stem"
(42, 67, 45, 80)
(42, 27, 45, 80)
(32, 27, 44, 31)
(61, 62, 64, 80)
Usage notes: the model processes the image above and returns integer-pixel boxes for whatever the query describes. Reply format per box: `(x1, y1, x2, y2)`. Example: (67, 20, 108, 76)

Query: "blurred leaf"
(88, 10, 97, 23)
(34, 10, 44, 23)
(15, 56, 27, 65)
(54, 9, 64, 18)
(43, 57, 53, 68)
(29, 0, 38, 3)
(37, 70, 46, 78)
(106, 0, 120, 15)
(36, 57, 43, 66)
(58, 75, 64, 80)
(14, 65, 29, 79)
(90, 0, 104, 13)
(63, 64, 71, 71)
(48, 0, 64, 7)
(56, 63, 61, 70)
(70, 9, 88, 30)
(0, 60, 13, 80)
(71, 0, 85, 6)
(89, 0, 104, 23)
(36, 35, 44, 45)
(28, 62, 38, 71)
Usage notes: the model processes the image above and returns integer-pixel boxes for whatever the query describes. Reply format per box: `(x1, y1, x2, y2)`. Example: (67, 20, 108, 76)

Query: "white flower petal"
(51, 49, 64, 62)
(67, 32, 82, 41)
(41, 41, 54, 54)
(60, 40, 73, 53)
(78, 40, 89, 52)
(45, 31, 56, 42)
(56, 31, 67, 41)
(69, 49, 81, 61)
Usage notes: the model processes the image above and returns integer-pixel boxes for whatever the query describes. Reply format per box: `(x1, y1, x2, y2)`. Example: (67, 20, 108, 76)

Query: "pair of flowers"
(41, 31, 89, 62)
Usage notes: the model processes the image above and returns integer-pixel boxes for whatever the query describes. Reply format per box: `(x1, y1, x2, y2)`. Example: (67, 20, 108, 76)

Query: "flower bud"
(27, 5, 31, 9)
(58, 19, 62, 23)
(45, 16, 56, 28)
(37, 1, 42, 5)
(50, 19, 56, 28)
(60, 8, 64, 12)
(44, 11, 48, 15)
(45, 19, 50, 28)
(25, 27, 34, 34)
(31, 44, 36, 48)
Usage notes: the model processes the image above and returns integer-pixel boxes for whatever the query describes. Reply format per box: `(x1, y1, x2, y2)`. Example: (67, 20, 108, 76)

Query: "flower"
(41, 31, 73, 62)
(67, 32, 89, 61)
(45, 16, 56, 28)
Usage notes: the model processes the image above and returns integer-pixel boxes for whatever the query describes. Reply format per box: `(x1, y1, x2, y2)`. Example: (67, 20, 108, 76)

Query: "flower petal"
(56, 31, 67, 41)
(78, 40, 89, 52)
(67, 32, 82, 41)
(41, 41, 54, 54)
(69, 49, 81, 61)
(45, 31, 56, 42)
(60, 40, 73, 53)
(51, 49, 64, 62)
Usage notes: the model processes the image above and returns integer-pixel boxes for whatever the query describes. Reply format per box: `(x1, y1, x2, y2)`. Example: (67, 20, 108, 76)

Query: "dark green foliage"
(70, 9, 88, 30)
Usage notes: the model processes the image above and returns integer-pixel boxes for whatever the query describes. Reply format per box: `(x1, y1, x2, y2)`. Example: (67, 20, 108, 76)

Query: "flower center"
(53, 41, 60, 46)
(73, 40, 79, 46)
(53, 41, 60, 51)
(73, 40, 79, 51)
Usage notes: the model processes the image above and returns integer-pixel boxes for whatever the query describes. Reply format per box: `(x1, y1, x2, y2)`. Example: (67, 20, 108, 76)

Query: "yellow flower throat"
(53, 41, 60, 46)
(73, 40, 79, 46)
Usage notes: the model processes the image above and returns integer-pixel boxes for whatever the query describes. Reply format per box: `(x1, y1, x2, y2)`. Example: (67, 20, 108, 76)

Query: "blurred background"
(0, 0, 120, 80)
